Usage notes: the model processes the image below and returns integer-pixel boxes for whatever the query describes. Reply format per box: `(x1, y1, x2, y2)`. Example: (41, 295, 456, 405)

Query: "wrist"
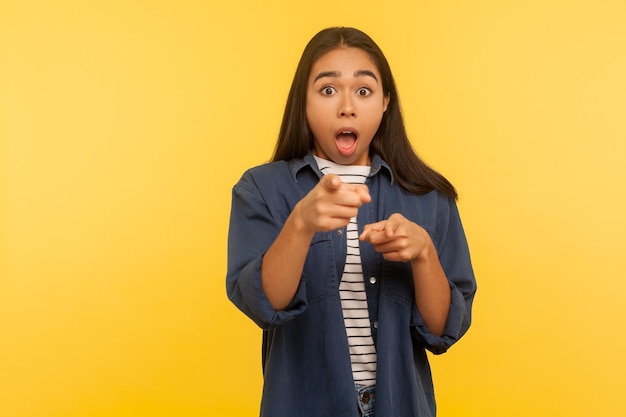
(288, 203, 316, 238)
(411, 231, 437, 265)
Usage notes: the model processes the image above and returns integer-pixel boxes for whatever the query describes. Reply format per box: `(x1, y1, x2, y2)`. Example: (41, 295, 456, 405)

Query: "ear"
(383, 93, 390, 112)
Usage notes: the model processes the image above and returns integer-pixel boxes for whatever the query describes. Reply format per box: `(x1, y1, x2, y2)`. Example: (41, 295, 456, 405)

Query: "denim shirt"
(227, 153, 477, 417)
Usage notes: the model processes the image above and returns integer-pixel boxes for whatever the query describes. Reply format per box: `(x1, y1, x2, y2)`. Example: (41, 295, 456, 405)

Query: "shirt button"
(373, 321, 378, 329)
(369, 276, 377, 285)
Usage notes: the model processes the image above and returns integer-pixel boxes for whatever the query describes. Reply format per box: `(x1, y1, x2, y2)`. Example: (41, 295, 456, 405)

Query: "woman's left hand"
(360, 213, 433, 263)
(361, 213, 450, 335)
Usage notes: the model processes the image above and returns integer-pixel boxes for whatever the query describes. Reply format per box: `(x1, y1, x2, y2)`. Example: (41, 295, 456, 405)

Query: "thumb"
(320, 174, 342, 191)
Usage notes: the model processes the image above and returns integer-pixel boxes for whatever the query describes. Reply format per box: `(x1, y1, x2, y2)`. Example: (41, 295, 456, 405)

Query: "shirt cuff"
(410, 282, 470, 354)
(236, 255, 308, 329)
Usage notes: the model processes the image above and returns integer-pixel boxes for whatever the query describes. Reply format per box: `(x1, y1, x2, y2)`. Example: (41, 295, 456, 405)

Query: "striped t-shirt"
(314, 156, 377, 387)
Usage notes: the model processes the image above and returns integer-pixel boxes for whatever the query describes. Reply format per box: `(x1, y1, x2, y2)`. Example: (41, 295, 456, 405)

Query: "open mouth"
(336, 129, 358, 155)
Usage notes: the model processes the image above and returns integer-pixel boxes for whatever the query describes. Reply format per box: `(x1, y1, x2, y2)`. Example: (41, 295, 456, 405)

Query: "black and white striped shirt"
(314, 156, 377, 387)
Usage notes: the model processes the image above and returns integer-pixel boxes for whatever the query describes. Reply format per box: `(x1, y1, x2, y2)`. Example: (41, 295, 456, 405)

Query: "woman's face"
(306, 47, 389, 166)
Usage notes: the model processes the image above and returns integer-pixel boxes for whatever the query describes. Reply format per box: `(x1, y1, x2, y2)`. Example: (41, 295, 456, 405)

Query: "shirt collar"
(289, 151, 395, 185)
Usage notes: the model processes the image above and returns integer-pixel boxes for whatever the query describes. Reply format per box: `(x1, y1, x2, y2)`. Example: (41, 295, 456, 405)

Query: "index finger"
(382, 215, 402, 238)
(342, 183, 371, 204)
(360, 220, 386, 241)
(320, 174, 342, 191)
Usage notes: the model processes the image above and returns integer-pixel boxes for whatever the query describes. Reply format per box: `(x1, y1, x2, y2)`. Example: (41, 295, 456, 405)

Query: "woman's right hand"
(292, 174, 371, 234)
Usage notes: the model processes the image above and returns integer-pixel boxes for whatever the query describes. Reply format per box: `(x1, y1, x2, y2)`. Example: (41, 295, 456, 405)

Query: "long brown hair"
(272, 27, 457, 200)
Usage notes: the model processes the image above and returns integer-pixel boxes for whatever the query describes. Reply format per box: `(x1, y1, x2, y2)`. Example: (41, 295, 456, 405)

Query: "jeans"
(355, 384, 376, 417)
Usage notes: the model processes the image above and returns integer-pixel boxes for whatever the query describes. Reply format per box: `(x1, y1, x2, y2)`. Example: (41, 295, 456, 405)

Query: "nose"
(339, 94, 356, 118)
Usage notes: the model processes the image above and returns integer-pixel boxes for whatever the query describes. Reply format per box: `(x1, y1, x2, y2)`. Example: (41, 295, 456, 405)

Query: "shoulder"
(233, 157, 320, 206)
(235, 160, 291, 190)
(236, 155, 320, 190)
(388, 183, 452, 211)
(231, 159, 317, 215)
(415, 189, 458, 222)
(381, 186, 458, 232)
(242, 160, 290, 177)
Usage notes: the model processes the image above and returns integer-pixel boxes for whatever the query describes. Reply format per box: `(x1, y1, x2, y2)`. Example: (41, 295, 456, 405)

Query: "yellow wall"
(2, 1, 625, 416)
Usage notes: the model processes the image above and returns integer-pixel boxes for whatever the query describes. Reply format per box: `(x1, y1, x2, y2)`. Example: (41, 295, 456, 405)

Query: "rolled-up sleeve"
(226, 172, 308, 329)
(410, 195, 477, 354)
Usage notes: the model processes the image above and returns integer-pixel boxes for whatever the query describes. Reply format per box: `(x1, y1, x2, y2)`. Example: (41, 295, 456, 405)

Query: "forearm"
(411, 240, 451, 337)
(261, 208, 315, 311)
(261, 174, 370, 311)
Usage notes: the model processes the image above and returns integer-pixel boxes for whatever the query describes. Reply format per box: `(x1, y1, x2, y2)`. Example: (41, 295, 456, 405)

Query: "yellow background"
(2, 0, 625, 416)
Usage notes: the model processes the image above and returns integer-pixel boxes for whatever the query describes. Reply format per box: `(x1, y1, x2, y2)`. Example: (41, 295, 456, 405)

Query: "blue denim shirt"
(227, 153, 476, 417)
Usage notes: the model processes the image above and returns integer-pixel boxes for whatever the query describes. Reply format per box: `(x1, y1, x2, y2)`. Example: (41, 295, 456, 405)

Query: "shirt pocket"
(381, 261, 414, 305)
(302, 232, 337, 305)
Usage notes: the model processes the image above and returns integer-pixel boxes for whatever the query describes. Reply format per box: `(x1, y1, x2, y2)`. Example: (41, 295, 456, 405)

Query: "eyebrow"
(313, 70, 379, 83)
(354, 70, 378, 82)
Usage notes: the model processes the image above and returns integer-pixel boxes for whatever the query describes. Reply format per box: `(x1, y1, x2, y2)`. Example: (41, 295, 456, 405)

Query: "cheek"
(306, 102, 331, 129)
(364, 106, 385, 129)
(305, 103, 317, 128)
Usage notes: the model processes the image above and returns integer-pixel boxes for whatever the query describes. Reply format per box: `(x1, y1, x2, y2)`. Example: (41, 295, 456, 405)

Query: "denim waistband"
(355, 384, 376, 417)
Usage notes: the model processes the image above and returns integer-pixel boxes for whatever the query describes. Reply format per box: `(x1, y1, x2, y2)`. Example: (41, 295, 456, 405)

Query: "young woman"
(227, 27, 477, 417)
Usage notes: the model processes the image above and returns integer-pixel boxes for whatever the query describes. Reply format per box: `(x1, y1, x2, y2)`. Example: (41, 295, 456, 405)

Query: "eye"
(321, 86, 336, 96)
(357, 87, 371, 96)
